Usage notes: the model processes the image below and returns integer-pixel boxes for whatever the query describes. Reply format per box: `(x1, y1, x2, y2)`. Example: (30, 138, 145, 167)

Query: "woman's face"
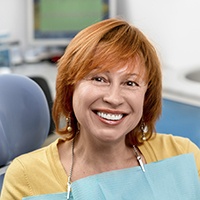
(72, 60, 148, 144)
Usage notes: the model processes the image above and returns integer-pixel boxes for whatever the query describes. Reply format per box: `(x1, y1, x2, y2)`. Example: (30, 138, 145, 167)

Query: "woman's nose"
(102, 85, 124, 106)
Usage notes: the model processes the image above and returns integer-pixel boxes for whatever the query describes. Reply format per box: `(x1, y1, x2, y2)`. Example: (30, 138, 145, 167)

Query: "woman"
(1, 18, 200, 200)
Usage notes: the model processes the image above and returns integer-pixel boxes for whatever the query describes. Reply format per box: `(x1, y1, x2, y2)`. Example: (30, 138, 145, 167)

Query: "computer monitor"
(27, 0, 117, 47)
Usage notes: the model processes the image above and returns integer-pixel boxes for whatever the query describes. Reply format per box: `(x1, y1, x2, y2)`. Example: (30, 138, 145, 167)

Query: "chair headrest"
(0, 74, 50, 166)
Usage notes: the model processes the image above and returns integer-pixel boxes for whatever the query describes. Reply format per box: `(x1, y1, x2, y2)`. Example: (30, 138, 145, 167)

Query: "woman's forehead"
(92, 55, 146, 75)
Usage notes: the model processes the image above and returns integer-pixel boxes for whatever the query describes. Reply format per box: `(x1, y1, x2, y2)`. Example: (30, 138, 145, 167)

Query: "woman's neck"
(72, 134, 138, 181)
(59, 133, 145, 182)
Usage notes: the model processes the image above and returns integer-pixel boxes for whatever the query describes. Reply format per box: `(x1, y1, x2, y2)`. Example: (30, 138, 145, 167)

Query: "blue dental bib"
(23, 154, 200, 200)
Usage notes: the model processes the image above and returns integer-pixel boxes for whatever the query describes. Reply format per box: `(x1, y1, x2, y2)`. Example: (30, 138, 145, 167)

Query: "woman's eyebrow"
(125, 73, 147, 84)
(125, 73, 141, 78)
(127, 73, 139, 76)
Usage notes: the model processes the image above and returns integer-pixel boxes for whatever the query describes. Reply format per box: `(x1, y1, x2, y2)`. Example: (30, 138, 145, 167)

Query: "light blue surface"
(156, 98, 200, 147)
(23, 154, 200, 199)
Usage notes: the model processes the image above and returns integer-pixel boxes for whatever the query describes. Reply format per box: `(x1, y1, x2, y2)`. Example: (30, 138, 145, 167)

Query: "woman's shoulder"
(1, 138, 68, 198)
(6, 138, 61, 175)
(140, 133, 200, 163)
(18, 138, 59, 161)
(149, 133, 197, 151)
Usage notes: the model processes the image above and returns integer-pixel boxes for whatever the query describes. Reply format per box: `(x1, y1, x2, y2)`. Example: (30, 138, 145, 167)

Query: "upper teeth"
(97, 112, 123, 121)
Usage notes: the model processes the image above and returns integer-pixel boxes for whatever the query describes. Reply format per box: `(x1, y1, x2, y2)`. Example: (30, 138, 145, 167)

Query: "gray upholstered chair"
(0, 74, 50, 191)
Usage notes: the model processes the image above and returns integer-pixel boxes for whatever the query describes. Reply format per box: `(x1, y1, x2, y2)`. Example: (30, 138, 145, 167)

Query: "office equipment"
(0, 30, 11, 68)
(27, 0, 116, 46)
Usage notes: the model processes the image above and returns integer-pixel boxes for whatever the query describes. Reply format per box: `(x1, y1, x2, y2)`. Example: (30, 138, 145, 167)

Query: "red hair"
(52, 18, 162, 146)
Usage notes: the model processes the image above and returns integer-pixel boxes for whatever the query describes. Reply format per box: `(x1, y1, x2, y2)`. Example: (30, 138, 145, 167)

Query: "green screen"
(40, 0, 103, 31)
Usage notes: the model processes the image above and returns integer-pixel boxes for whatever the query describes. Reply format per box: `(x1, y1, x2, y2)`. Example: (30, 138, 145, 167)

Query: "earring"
(141, 122, 148, 141)
(77, 122, 80, 131)
(66, 115, 73, 133)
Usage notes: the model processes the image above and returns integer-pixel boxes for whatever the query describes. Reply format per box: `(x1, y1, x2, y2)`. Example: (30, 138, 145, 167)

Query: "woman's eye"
(92, 76, 107, 83)
(125, 81, 139, 87)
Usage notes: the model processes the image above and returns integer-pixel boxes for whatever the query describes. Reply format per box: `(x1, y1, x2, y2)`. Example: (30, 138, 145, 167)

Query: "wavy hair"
(52, 18, 162, 146)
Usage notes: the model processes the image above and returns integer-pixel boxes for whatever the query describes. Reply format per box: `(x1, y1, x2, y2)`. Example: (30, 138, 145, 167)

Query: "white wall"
(1, 0, 200, 70)
(117, 0, 200, 70)
(0, 0, 27, 50)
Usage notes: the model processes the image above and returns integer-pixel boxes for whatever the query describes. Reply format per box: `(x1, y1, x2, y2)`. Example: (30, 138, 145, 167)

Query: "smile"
(97, 112, 123, 121)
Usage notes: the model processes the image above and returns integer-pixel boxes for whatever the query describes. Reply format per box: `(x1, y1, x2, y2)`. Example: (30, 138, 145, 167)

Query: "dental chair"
(29, 76, 55, 136)
(0, 74, 50, 192)
(156, 98, 200, 148)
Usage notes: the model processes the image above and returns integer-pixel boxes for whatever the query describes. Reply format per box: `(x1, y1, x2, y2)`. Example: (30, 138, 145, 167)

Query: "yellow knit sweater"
(1, 133, 200, 200)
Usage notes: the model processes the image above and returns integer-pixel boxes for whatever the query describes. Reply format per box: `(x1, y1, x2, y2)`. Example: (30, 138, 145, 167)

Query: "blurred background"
(0, 0, 200, 147)
(1, 0, 200, 69)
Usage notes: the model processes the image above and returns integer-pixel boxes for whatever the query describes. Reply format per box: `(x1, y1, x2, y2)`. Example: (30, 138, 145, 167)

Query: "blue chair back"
(0, 74, 50, 190)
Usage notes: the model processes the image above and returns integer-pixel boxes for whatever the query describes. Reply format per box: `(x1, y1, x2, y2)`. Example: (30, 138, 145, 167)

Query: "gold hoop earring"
(66, 115, 73, 133)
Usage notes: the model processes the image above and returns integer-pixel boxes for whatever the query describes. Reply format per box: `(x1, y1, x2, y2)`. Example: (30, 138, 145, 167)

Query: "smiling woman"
(72, 65, 148, 146)
(54, 18, 162, 146)
(1, 18, 200, 200)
